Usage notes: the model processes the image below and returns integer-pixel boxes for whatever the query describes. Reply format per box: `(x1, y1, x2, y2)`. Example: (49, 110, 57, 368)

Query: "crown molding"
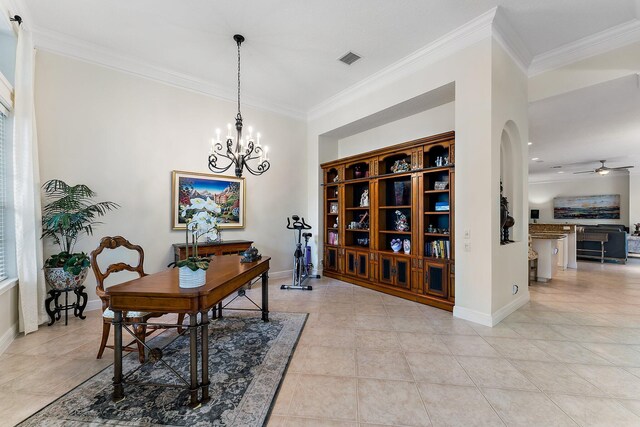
(307, 8, 497, 121)
(492, 7, 532, 74)
(31, 27, 307, 121)
(529, 19, 640, 77)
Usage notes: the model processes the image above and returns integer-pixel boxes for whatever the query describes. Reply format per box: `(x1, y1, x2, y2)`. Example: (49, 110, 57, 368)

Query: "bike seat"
(302, 232, 312, 238)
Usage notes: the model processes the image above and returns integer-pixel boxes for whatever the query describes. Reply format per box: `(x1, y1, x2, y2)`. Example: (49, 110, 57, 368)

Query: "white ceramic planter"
(178, 266, 206, 288)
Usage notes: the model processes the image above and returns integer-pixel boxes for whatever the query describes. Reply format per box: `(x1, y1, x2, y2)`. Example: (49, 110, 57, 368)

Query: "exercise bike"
(281, 215, 321, 290)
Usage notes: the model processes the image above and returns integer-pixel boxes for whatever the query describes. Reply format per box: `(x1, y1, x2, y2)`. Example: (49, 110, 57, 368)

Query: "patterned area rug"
(20, 312, 306, 427)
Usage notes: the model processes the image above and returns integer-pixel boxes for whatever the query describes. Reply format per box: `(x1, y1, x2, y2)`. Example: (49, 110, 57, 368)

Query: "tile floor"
(1, 259, 640, 426)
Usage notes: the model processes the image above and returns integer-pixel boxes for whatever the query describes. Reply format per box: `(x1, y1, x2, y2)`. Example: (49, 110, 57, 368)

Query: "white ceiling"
(21, 0, 640, 115)
(528, 74, 640, 182)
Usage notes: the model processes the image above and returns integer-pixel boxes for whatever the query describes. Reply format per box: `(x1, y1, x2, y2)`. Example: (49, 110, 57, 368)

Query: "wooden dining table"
(106, 254, 270, 407)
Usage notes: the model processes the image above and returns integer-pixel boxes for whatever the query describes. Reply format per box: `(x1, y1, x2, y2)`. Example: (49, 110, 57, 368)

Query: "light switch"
(464, 229, 471, 239)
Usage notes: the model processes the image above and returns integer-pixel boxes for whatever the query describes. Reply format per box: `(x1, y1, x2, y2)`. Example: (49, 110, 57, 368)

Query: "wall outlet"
(464, 242, 471, 252)
(512, 284, 519, 295)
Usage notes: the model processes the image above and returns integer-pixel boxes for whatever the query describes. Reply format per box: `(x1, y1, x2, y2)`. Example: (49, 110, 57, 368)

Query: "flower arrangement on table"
(175, 197, 223, 287)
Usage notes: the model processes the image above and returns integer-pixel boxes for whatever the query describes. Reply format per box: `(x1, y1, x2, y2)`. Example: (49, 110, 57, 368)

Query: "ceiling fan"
(573, 160, 634, 175)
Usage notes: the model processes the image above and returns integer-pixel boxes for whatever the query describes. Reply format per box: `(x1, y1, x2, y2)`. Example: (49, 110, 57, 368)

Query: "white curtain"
(13, 25, 47, 334)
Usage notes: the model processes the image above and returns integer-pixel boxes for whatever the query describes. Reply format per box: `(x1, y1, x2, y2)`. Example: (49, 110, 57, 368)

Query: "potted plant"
(41, 179, 119, 290)
(175, 197, 222, 288)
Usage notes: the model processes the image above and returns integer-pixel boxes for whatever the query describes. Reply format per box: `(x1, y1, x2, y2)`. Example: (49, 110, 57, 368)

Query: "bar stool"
(528, 235, 538, 284)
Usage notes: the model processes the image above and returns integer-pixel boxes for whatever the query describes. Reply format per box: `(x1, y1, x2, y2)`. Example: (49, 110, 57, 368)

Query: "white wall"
(631, 173, 640, 231)
(529, 175, 630, 226)
(35, 51, 307, 307)
(337, 102, 455, 158)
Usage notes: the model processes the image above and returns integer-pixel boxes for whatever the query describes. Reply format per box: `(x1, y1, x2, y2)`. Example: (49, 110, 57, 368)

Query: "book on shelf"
(434, 201, 449, 211)
(328, 231, 339, 246)
(425, 240, 450, 259)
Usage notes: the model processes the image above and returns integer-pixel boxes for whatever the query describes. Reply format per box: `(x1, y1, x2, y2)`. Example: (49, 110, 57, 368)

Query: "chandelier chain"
(237, 38, 241, 116)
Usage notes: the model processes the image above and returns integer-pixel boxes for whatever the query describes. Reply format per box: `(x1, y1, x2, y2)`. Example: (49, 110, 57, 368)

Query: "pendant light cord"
(237, 38, 241, 117)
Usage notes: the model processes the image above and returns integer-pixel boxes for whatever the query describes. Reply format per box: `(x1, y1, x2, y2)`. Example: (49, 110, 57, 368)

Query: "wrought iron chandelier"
(208, 34, 270, 178)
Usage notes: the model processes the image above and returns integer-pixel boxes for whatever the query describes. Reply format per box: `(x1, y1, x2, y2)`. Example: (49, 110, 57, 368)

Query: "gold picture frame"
(172, 170, 246, 229)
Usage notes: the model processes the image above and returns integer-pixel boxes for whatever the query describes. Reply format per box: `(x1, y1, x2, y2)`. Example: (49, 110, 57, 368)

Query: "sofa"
(576, 224, 628, 263)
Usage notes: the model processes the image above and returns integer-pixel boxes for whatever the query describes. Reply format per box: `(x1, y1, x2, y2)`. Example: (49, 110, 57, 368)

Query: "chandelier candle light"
(208, 34, 271, 178)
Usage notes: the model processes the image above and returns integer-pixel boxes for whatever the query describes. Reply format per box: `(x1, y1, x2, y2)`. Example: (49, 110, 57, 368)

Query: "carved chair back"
(90, 236, 147, 313)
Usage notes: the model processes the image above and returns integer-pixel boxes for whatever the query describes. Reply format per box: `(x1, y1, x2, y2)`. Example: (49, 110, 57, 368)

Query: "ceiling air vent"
(339, 51, 361, 65)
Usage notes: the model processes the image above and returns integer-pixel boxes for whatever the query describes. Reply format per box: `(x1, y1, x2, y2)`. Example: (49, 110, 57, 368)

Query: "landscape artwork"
(172, 171, 245, 229)
(553, 194, 620, 219)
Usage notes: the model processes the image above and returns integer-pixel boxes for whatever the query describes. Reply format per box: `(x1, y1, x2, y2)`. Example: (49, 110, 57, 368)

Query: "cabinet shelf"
(327, 212, 339, 216)
(425, 233, 450, 237)
(424, 190, 449, 194)
(345, 206, 369, 210)
(327, 197, 338, 201)
(346, 229, 370, 232)
(327, 227, 338, 231)
(379, 230, 411, 235)
(424, 211, 449, 215)
(378, 249, 412, 257)
(379, 205, 411, 209)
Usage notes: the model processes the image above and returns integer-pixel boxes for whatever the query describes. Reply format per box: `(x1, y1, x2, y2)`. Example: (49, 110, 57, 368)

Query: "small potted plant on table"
(176, 197, 222, 288)
(41, 179, 118, 324)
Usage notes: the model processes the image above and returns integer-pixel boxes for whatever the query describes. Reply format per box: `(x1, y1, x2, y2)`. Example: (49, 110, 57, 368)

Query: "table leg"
(200, 310, 210, 404)
(217, 302, 223, 318)
(113, 310, 124, 401)
(262, 271, 269, 322)
(188, 314, 199, 408)
(64, 290, 69, 326)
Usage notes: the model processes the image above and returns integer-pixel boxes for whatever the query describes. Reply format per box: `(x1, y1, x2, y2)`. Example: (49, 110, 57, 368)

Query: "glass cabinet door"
(345, 249, 357, 276)
(325, 247, 338, 271)
(425, 261, 447, 298)
(357, 252, 368, 279)
(380, 255, 394, 285)
(395, 258, 411, 289)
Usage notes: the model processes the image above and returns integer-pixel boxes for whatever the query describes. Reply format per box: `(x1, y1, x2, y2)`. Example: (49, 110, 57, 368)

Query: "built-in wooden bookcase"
(321, 131, 456, 311)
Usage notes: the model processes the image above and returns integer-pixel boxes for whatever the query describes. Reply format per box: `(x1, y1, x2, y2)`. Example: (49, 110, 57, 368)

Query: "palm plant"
(41, 179, 119, 272)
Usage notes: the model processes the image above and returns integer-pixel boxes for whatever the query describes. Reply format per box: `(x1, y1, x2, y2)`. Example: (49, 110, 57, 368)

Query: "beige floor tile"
(617, 399, 640, 417)
(271, 416, 358, 426)
(469, 323, 521, 338)
(483, 337, 556, 361)
(550, 325, 616, 344)
(272, 373, 300, 415)
(354, 303, 386, 316)
(481, 388, 578, 426)
(397, 332, 450, 355)
(510, 360, 606, 396)
(627, 367, 640, 378)
(383, 304, 422, 317)
(531, 340, 612, 365)
(353, 314, 394, 331)
(357, 378, 431, 426)
(354, 329, 399, 349)
(356, 348, 413, 380)
(508, 322, 568, 340)
(579, 343, 640, 367)
(289, 375, 357, 420)
(389, 315, 436, 333)
(595, 327, 640, 345)
(455, 356, 538, 390)
(290, 345, 356, 376)
(299, 327, 356, 348)
(549, 394, 640, 426)
(405, 352, 474, 386)
(417, 383, 504, 427)
(569, 364, 640, 399)
(439, 335, 501, 358)
(429, 319, 478, 336)
(557, 312, 615, 327)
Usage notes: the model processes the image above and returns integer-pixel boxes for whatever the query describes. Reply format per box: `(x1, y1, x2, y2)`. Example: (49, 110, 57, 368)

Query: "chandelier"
(208, 34, 270, 178)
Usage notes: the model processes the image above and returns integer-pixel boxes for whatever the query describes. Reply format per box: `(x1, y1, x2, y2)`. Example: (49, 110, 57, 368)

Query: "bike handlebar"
(287, 215, 312, 230)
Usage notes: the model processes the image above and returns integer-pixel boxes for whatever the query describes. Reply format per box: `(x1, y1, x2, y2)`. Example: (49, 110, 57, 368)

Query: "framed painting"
(553, 194, 620, 219)
(172, 171, 245, 229)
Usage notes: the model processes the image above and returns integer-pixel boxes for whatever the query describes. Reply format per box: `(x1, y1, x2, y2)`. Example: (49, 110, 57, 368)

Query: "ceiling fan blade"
(573, 170, 595, 174)
(609, 166, 634, 170)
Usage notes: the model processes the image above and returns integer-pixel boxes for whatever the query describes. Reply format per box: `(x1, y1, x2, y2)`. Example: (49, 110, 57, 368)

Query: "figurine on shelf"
(403, 239, 411, 254)
(443, 155, 449, 166)
(390, 238, 402, 253)
(391, 159, 410, 173)
(360, 189, 369, 207)
(435, 156, 443, 167)
(395, 210, 410, 232)
(333, 217, 339, 228)
(354, 165, 364, 178)
(500, 181, 515, 244)
(428, 224, 435, 233)
(333, 173, 339, 183)
(358, 212, 369, 229)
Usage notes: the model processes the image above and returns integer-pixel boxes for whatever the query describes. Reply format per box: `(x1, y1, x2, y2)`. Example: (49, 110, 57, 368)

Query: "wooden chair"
(528, 235, 538, 284)
(91, 236, 185, 363)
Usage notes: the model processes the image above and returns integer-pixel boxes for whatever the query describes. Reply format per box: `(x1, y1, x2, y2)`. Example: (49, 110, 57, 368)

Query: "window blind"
(0, 112, 6, 281)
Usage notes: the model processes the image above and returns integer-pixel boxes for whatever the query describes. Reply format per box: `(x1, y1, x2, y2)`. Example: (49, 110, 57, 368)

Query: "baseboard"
(454, 292, 530, 327)
(453, 306, 493, 327)
(490, 292, 530, 326)
(0, 323, 18, 355)
(86, 299, 102, 312)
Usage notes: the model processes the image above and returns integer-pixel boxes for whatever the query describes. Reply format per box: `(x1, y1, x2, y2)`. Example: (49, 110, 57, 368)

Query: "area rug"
(20, 312, 307, 427)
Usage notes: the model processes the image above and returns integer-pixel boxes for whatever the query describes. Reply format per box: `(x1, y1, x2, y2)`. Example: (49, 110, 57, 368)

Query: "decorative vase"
(390, 239, 402, 253)
(403, 239, 411, 254)
(178, 266, 206, 288)
(44, 267, 89, 290)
